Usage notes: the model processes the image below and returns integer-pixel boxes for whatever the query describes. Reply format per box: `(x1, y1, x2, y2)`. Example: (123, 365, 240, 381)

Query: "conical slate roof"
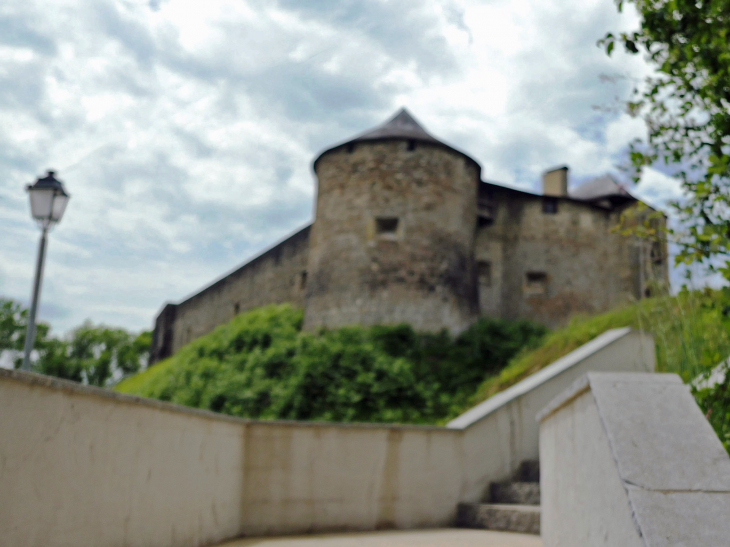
(349, 108, 440, 144)
(313, 108, 479, 171)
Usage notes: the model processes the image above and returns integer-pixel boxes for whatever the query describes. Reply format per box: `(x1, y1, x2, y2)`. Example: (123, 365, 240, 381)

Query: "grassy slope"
(457, 290, 730, 418)
(116, 304, 546, 424)
(118, 291, 730, 424)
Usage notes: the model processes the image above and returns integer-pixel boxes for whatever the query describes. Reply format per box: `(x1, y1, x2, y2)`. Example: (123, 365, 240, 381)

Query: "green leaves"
(0, 297, 150, 386)
(118, 304, 547, 425)
(606, 0, 730, 285)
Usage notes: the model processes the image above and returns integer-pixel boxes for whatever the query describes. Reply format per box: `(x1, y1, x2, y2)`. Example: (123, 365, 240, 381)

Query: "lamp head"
(27, 170, 70, 229)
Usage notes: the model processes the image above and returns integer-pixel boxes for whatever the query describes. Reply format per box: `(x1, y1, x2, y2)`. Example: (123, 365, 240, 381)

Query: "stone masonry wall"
(154, 226, 311, 359)
(304, 140, 480, 333)
(475, 185, 661, 328)
(152, 166, 668, 361)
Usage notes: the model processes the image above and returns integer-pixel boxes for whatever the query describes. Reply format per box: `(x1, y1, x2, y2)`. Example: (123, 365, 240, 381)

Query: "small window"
(525, 272, 548, 295)
(347, 143, 356, 153)
(299, 271, 308, 290)
(375, 217, 399, 237)
(477, 203, 495, 227)
(407, 139, 416, 151)
(477, 261, 492, 287)
(542, 197, 558, 214)
(234, 303, 240, 315)
(477, 216, 494, 228)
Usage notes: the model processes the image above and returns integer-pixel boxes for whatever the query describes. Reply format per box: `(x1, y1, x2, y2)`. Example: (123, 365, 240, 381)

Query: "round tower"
(303, 108, 480, 333)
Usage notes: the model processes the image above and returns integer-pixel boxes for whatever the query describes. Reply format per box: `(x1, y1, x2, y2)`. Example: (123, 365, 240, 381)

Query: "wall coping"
(540, 371, 730, 545)
(447, 327, 635, 429)
(0, 368, 452, 433)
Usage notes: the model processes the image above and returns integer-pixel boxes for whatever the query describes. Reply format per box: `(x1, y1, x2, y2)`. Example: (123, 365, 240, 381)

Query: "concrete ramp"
(538, 373, 730, 546)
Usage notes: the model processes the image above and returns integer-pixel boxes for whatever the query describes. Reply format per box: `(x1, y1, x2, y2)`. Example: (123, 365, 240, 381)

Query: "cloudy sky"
(0, 0, 686, 336)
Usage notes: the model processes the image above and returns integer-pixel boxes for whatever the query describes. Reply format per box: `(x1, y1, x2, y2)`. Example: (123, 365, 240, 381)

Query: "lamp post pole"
(21, 226, 49, 371)
(20, 170, 70, 372)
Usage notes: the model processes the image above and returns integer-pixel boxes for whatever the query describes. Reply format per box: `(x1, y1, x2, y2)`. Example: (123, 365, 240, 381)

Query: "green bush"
(0, 298, 150, 386)
(116, 304, 547, 424)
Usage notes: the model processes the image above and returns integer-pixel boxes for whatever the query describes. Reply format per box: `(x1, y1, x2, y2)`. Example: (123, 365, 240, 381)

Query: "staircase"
(456, 460, 541, 535)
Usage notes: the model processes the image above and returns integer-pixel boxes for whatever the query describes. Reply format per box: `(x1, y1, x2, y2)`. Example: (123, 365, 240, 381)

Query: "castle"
(150, 109, 668, 362)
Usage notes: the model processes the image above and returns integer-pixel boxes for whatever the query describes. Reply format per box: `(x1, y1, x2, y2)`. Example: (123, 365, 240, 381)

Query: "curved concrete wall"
(449, 328, 654, 501)
(0, 328, 654, 546)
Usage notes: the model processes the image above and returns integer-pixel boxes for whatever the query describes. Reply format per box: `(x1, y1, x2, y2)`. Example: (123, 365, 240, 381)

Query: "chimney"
(543, 166, 569, 197)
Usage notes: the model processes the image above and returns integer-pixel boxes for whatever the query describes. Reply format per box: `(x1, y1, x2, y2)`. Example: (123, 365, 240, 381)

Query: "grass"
(118, 290, 730, 426)
(454, 289, 730, 418)
(116, 355, 175, 394)
(116, 304, 546, 424)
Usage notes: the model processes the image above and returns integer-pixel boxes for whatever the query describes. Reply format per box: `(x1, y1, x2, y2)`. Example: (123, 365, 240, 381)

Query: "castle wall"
(153, 226, 310, 360)
(304, 140, 479, 333)
(475, 187, 656, 328)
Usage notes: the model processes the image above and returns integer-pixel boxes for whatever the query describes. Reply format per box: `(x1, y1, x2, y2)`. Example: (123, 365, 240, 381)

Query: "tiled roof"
(569, 174, 634, 201)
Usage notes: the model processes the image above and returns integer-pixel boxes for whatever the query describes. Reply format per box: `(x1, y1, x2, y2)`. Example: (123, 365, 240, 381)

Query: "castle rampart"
(151, 226, 310, 362)
(150, 109, 668, 362)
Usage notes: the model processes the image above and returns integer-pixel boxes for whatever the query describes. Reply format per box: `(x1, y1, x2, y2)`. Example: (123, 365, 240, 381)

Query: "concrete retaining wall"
(450, 327, 654, 501)
(539, 372, 730, 546)
(0, 328, 654, 546)
(0, 370, 463, 546)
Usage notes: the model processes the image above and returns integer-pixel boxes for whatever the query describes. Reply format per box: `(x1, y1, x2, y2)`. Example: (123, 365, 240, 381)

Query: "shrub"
(116, 304, 547, 424)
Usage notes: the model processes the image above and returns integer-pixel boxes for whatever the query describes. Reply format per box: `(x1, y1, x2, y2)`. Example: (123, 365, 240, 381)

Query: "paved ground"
(216, 529, 542, 547)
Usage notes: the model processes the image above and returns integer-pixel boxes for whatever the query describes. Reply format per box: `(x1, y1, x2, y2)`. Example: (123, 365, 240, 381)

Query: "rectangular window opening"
(299, 271, 308, 290)
(542, 197, 559, 214)
(234, 303, 240, 315)
(525, 271, 548, 295)
(407, 139, 416, 151)
(375, 217, 399, 237)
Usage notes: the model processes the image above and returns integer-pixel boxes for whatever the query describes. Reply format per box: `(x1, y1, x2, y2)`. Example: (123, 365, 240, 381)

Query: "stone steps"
(456, 502, 540, 535)
(456, 460, 541, 535)
(490, 481, 541, 506)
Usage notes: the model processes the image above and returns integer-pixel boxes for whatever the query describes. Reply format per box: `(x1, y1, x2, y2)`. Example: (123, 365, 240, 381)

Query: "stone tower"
(303, 108, 481, 333)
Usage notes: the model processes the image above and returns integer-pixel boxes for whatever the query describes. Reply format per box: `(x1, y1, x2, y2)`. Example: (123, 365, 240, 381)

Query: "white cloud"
(0, 0, 687, 334)
(633, 167, 685, 209)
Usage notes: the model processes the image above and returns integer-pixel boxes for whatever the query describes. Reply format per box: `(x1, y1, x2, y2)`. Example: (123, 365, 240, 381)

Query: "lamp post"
(21, 171, 70, 371)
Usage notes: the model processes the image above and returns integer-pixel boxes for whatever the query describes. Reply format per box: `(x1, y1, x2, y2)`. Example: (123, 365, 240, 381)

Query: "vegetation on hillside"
(458, 288, 730, 452)
(116, 304, 546, 424)
(116, 289, 730, 435)
(460, 288, 730, 415)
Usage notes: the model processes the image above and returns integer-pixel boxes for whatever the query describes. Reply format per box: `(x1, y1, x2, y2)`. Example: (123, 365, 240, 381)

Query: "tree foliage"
(0, 297, 151, 386)
(602, 0, 730, 280)
(117, 304, 547, 424)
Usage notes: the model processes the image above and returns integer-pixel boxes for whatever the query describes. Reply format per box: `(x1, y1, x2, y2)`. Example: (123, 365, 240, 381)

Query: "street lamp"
(21, 170, 70, 371)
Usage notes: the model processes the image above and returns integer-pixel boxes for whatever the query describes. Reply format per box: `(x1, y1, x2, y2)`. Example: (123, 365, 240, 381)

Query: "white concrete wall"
(450, 328, 654, 501)
(539, 372, 730, 546)
(0, 328, 655, 546)
(0, 370, 465, 546)
(0, 372, 246, 547)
